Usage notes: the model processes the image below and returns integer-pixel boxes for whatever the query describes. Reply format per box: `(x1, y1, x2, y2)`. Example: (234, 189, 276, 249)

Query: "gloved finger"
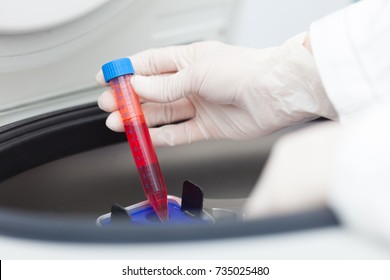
(142, 98, 196, 127)
(130, 44, 200, 76)
(106, 111, 124, 132)
(243, 122, 342, 219)
(131, 69, 194, 103)
(96, 70, 108, 86)
(149, 118, 206, 147)
(96, 41, 223, 86)
(98, 89, 117, 112)
(104, 98, 195, 132)
(106, 108, 203, 145)
(97, 83, 148, 113)
(95, 47, 185, 84)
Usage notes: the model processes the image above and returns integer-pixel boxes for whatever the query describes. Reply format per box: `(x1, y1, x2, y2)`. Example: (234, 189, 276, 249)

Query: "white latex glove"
(245, 104, 390, 247)
(96, 33, 337, 146)
(244, 122, 342, 219)
(329, 103, 390, 244)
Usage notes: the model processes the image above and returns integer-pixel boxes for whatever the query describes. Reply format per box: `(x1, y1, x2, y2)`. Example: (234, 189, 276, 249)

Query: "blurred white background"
(234, 0, 350, 47)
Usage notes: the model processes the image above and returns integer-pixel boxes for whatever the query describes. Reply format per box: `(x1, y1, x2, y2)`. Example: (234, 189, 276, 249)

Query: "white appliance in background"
(0, 0, 351, 126)
(0, 0, 239, 125)
(1, 0, 388, 260)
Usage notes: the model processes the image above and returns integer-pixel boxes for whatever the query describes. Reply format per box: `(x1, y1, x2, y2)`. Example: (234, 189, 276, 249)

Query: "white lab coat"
(311, 0, 390, 244)
(245, 0, 390, 244)
(311, 0, 390, 120)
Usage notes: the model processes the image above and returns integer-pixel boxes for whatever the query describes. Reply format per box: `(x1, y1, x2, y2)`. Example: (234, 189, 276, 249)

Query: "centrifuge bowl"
(0, 104, 338, 242)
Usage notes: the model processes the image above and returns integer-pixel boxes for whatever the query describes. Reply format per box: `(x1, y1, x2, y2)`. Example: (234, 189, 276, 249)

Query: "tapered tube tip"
(152, 199, 169, 222)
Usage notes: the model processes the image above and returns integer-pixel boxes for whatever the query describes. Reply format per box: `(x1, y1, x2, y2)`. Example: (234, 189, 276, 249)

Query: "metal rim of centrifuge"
(0, 103, 339, 243)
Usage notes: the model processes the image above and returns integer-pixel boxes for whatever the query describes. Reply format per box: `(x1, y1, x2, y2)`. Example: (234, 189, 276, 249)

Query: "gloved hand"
(96, 33, 337, 146)
(243, 121, 342, 219)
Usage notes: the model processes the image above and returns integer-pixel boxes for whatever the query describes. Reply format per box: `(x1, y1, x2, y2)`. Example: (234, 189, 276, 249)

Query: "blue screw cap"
(102, 58, 134, 83)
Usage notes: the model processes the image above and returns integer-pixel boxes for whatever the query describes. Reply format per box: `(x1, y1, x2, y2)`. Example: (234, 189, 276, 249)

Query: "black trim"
(0, 206, 338, 243)
(0, 103, 125, 182)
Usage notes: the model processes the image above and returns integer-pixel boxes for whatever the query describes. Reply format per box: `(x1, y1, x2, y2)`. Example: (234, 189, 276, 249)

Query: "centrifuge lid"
(0, 0, 237, 126)
(0, 0, 137, 125)
(0, 0, 109, 35)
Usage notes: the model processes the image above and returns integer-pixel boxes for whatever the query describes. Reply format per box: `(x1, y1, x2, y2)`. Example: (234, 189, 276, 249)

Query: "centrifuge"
(1, 0, 389, 259)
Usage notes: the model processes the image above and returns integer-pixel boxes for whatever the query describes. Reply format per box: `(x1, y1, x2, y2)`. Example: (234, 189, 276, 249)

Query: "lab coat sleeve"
(310, 0, 390, 120)
(311, 0, 390, 245)
(329, 105, 390, 245)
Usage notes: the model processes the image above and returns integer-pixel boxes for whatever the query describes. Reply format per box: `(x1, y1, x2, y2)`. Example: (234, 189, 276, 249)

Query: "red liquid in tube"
(109, 75, 168, 221)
